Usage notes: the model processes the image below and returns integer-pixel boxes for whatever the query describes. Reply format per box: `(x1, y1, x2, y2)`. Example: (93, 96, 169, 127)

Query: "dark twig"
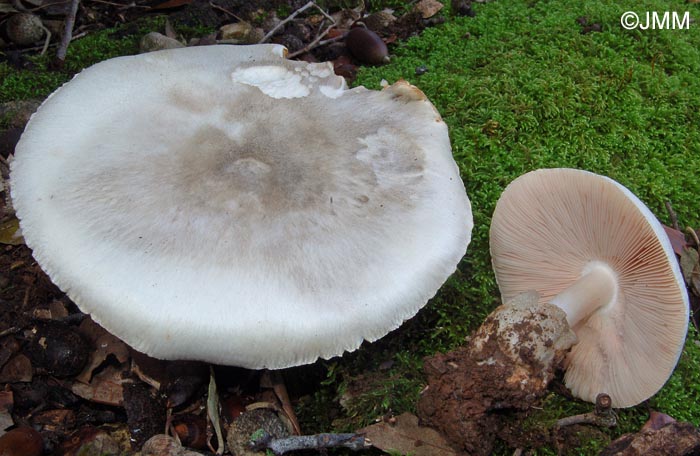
(20, 32, 87, 54)
(250, 431, 371, 455)
(555, 393, 617, 429)
(288, 21, 337, 58)
(259, 1, 335, 44)
(666, 201, 680, 231)
(209, 1, 245, 22)
(56, 0, 81, 64)
(686, 226, 700, 250)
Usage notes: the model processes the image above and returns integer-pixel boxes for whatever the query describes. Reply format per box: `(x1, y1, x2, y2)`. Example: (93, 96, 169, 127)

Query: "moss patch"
(0, 17, 217, 103)
(336, 0, 700, 453)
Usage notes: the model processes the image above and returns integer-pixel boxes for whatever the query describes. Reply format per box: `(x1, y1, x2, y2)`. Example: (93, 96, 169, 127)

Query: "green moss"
(0, 16, 217, 103)
(3, 0, 700, 452)
(333, 0, 700, 452)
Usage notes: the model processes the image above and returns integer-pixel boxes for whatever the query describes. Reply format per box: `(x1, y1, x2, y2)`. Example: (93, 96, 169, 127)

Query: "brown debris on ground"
(417, 291, 576, 455)
(600, 421, 700, 456)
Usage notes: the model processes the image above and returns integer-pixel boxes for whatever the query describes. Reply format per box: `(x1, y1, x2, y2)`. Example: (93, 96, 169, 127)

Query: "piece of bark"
(358, 413, 457, 456)
(600, 421, 700, 455)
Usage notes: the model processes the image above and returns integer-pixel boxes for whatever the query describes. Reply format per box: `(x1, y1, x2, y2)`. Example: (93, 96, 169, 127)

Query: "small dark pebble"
(452, 0, 476, 17)
(284, 20, 312, 42)
(277, 34, 304, 53)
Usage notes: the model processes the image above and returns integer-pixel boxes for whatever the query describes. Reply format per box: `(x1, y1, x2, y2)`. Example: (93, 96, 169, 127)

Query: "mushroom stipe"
(490, 168, 689, 408)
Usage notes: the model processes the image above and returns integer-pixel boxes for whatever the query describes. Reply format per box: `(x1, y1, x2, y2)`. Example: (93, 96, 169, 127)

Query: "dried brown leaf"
(0, 354, 32, 383)
(357, 413, 457, 456)
(76, 331, 130, 384)
(71, 365, 126, 406)
(32, 409, 75, 432)
(680, 247, 699, 284)
(0, 390, 13, 434)
(664, 225, 688, 256)
(414, 0, 444, 18)
(0, 218, 24, 246)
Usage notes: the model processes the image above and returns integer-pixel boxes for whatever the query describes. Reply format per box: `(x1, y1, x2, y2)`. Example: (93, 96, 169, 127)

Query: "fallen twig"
(686, 226, 700, 249)
(665, 201, 680, 231)
(21, 31, 88, 54)
(288, 21, 336, 58)
(209, 1, 245, 22)
(250, 431, 371, 455)
(555, 393, 617, 429)
(206, 366, 225, 455)
(56, 0, 81, 64)
(261, 371, 301, 435)
(259, 1, 335, 44)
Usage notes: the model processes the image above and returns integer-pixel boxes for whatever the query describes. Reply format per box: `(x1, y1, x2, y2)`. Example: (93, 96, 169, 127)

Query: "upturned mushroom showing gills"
(490, 168, 689, 408)
(10, 44, 472, 369)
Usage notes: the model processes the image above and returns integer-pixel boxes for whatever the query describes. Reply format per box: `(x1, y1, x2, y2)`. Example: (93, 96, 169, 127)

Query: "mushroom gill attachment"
(10, 44, 472, 369)
(490, 168, 689, 408)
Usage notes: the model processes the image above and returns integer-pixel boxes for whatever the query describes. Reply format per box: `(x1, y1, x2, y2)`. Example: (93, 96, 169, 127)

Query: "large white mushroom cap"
(11, 44, 472, 369)
(490, 168, 689, 407)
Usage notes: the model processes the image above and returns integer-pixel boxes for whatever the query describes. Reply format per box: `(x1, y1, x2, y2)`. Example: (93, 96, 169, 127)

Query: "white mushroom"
(490, 168, 689, 408)
(11, 44, 472, 369)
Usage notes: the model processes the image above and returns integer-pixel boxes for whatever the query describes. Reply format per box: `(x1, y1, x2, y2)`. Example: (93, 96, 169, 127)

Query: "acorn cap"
(11, 44, 472, 369)
(490, 168, 688, 407)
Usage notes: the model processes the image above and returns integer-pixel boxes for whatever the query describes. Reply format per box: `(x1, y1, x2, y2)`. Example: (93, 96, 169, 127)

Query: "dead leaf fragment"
(663, 225, 687, 256)
(680, 246, 700, 295)
(0, 354, 32, 383)
(71, 365, 126, 406)
(357, 412, 457, 456)
(76, 320, 130, 384)
(32, 409, 76, 432)
(0, 390, 14, 434)
(414, 0, 444, 19)
(0, 218, 24, 246)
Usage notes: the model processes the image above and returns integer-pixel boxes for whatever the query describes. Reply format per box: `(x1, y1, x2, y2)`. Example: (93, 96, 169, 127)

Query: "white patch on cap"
(231, 65, 310, 98)
(319, 85, 345, 99)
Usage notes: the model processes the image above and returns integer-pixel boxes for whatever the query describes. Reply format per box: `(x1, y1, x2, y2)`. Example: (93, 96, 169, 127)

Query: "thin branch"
(56, 0, 81, 63)
(555, 393, 617, 429)
(85, 0, 150, 7)
(259, 1, 335, 44)
(665, 201, 680, 231)
(250, 431, 371, 455)
(11, 0, 29, 12)
(686, 226, 700, 250)
(288, 21, 336, 58)
(209, 1, 245, 22)
(39, 23, 52, 56)
(20, 31, 87, 54)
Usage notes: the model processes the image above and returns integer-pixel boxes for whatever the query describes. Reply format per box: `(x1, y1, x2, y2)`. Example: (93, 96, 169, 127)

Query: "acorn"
(172, 414, 208, 449)
(5, 14, 45, 46)
(26, 321, 89, 378)
(0, 427, 43, 456)
(345, 27, 389, 65)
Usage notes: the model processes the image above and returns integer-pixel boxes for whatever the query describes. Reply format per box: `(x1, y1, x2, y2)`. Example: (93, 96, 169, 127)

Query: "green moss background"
(347, 0, 700, 453)
(2, 0, 700, 453)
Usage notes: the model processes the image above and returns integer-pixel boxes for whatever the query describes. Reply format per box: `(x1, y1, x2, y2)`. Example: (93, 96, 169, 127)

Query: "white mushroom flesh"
(490, 168, 689, 407)
(11, 44, 472, 369)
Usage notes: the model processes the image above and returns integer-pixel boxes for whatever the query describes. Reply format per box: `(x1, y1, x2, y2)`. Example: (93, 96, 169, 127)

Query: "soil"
(0, 2, 454, 454)
(3, 1, 700, 455)
(417, 292, 576, 455)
